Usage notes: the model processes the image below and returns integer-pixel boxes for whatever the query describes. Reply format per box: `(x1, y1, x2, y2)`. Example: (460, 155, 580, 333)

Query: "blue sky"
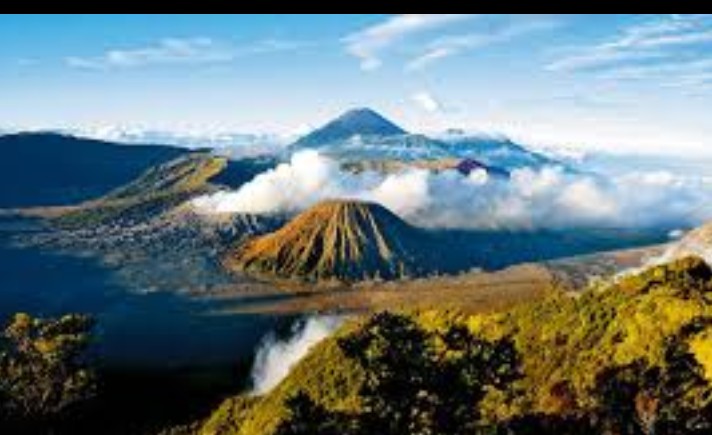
(1, 14, 712, 155)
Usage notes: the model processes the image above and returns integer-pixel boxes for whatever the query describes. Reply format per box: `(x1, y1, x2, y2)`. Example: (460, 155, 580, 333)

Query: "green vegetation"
(54, 153, 226, 229)
(276, 312, 519, 435)
(3, 255, 709, 433)
(0, 313, 96, 430)
(199, 256, 712, 434)
(201, 324, 364, 435)
(105, 153, 227, 201)
(472, 255, 712, 421)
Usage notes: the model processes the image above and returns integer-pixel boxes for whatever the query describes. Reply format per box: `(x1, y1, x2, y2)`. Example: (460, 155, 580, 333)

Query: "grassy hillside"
(52, 153, 226, 229)
(199, 256, 712, 433)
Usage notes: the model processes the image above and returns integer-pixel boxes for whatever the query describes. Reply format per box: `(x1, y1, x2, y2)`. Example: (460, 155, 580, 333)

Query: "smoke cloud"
(643, 226, 712, 271)
(250, 315, 344, 395)
(192, 150, 712, 230)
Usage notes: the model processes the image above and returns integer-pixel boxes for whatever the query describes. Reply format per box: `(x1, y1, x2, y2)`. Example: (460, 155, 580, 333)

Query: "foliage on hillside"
(276, 312, 519, 435)
(0, 313, 96, 429)
(199, 256, 712, 434)
(200, 322, 364, 435)
(472, 255, 712, 421)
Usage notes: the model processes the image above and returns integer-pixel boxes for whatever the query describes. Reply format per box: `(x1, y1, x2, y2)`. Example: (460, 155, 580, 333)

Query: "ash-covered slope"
(224, 199, 668, 284)
(225, 200, 435, 282)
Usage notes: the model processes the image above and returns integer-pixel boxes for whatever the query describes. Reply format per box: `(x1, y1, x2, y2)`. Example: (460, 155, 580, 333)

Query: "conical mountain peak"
(224, 199, 430, 282)
(293, 108, 406, 148)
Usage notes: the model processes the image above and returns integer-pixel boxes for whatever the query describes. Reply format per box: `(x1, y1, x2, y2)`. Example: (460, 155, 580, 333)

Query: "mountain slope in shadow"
(0, 133, 187, 208)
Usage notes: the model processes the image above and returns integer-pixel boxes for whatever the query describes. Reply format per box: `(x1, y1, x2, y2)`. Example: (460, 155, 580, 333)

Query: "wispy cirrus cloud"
(407, 18, 559, 71)
(343, 14, 475, 71)
(547, 14, 712, 74)
(597, 58, 712, 83)
(66, 37, 308, 70)
(344, 14, 558, 72)
(15, 58, 39, 67)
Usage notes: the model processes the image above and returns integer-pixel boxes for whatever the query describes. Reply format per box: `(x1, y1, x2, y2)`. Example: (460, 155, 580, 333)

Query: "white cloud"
(66, 37, 232, 70)
(66, 36, 308, 70)
(594, 58, 712, 91)
(65, 56, 102, 69)
(344, 14, 475, 71)
(191, 150, 712, 230)
(546, 50, 666, 74)
(407, 48, 453, 71)
(547, 14, 712, 79)
(407, 19, 559, 71)
(411, 91, 442, 113)
(250, 316, 343, 395)
(15, 58, 39, 67)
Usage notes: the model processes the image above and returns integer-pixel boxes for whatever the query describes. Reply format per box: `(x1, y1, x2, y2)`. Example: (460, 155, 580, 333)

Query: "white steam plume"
(640, 224, 712, 272)
(192, 150, 712, 230)
(250, 315, 344, 395)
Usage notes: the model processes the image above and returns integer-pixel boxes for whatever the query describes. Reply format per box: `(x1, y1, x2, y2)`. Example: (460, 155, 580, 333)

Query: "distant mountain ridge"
(291, 108, 562, 171)
(0, 133, 186, 208)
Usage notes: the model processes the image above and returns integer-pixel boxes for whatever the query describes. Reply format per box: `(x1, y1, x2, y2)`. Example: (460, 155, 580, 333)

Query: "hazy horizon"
(2, 14, 712, 156)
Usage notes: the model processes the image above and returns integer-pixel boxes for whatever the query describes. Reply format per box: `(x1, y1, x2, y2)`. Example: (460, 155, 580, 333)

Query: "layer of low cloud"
(250, 315, 344, 395)
(192, 150, 712, 230)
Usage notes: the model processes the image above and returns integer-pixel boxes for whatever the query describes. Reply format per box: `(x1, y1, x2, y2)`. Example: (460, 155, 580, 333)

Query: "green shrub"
(0, 313, 96, 427)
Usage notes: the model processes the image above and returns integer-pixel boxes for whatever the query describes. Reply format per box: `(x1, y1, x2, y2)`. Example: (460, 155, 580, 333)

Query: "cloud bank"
(192, 150, 712, 230)
(250, 315, 344, 395)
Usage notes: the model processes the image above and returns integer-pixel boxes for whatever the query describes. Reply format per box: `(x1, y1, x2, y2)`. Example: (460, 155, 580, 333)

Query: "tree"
(593, 361, 655, 435)
(275, 312, 520, 435)
(275, 391, 354, 435)
(338, 312, 434, 435)
(338, 312, 520, 435)
(593, 317, 712, 435)
(0, 312, 97, 426)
